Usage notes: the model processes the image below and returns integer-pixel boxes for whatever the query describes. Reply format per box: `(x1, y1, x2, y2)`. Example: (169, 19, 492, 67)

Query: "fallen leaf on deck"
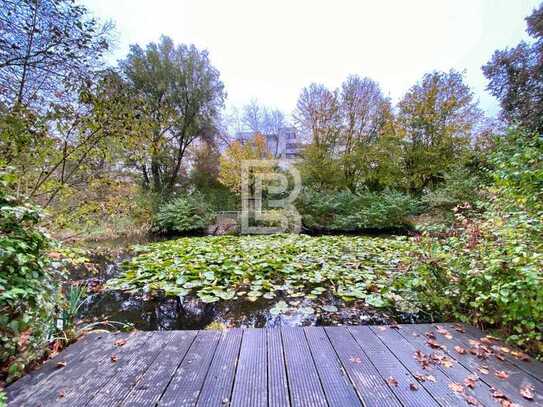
(477, 366, 489, 375)
(511, 351, 530, 362)
(426, 375, 436, 382)
(349, 356, 361, 364)
(409, 383, 419, 391)
(454, 345, 466, 354)
(464, 395, 482, 406)
(520, 384, 534, 400)
(464, 374, 478, 389)
(454, 324, 465, 333)
(389, 324, 400, 330)
(495, 370, 509, 379)
(111, 354, 118, 362)
(496, 353, 506, 361)
(435, 326, 453, 339)
(448, 382, 464, 393)
(56, 361, 67, 369)
(480, 337, 494, 345)
(114, 338, 127, 347)
(427, 338, 444, 350)
(386, 376, 398, 386)
(58, 390, 65, 399)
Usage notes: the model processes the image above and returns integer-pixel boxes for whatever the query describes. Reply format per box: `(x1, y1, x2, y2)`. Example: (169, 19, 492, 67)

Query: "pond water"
(69, 234, 431, 331)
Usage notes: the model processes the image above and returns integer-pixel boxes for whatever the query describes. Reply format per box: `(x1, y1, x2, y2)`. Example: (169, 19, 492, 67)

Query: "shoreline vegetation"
(1, 0, 542, 397)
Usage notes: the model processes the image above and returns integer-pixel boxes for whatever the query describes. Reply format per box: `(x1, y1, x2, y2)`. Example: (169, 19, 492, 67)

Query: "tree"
(0, 0, 112, 109)
(120, 36, 225, 194)
(294, 79, 400, 192)
(218, 133, 272, 194)
(483, 3, 543, 134)
(337, 75, 400, 192)
(397, 70, 482, 192)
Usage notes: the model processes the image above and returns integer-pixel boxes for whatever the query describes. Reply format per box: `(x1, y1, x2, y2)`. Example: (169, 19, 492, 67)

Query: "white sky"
(82, 0, 541, 118)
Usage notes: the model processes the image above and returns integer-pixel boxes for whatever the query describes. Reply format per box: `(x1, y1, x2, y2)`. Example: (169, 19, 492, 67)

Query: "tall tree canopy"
(483, 2, 543, 134)
(398, 70, 482, 192)
(0, 0, 112, 109)
(294, 78, 399, 192)
(120, 36, 225, 194)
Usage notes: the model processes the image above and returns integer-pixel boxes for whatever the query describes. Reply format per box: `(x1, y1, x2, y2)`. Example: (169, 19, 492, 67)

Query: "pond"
(68, 234, 434, 331)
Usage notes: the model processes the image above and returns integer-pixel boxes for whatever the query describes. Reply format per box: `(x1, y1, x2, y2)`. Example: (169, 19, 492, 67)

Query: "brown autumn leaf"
(490, 387, 508, 400)
(56, 361, 67, 369)
(464, 374, 478, 389)
(511, 351, 530, 362)
(425, 331, 436, 340)
(454, 324, 465, 333)
(441, 357, 454, 368)
(464, 395, 482, 406)
(477, 366, 489, 375)
(454, 345, 466, 355)
(111, 354, 118, 362)
(435, 325, 453, 339)
(409, 383, 419, 391)
(495, 370, 509, 380)
(520, 384, 535, 400)
(114, 338, 127, 347)
(349, 356, 361, 364)
(426, 338, 444, 350)
(496, 353, 506, 361)
(58, 390, 65, 399)
(389, 324, 400, 330)
(448, 382, 464, 393)
(480, 337, 494, 345)
(386, 376, 399, 387)
(426, 375, 436, 383)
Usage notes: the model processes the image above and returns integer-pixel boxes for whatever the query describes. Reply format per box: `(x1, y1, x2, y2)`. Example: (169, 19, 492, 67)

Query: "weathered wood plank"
(304, 327, 361, 406)
(369, 326, 480, 406)
(230, 328, 267, 407)
(397, 324, 498, 407)
(58, 332, 154, 406)
(348, 326, 440, 407)
(267, 328, 289, 407)
(325, 326, 402, 407)
(87, 332, 175, 406)
(121, 330, 197, 407)
(282, 326, 327, 407)
(412, 324, 542, 405)
(11, 331, 135, 407)
(159, 330, 221, 407)
(197, 329, 242, 407)
(6, 331, 105, 403)
(455, 323, 543, 383)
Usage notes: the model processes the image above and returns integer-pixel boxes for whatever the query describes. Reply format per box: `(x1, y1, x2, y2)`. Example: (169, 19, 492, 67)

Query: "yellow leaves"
(218, 133, 274, 193)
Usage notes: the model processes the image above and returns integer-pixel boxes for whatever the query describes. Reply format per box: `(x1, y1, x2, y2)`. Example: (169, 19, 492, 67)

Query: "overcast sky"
(82, 0, 541, 118)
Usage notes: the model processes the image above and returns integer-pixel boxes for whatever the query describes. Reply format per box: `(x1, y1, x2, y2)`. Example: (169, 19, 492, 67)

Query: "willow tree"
(121, 36, 225, 194)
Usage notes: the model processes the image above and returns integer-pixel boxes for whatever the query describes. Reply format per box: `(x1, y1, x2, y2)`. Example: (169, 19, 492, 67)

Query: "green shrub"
(297, 189, 420, 232)
(0, 168, 63, 382)
(422, 166, 484, 210)
(152, 194, 214, 234)
(394, 130, 543, 356)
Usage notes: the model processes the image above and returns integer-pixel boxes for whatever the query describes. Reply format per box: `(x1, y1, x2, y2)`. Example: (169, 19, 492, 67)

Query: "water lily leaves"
(211, 288, 236, 300)
(365, 294, 386, 308)
(110, 234, 414, 311)
(197, 292, 219, 303)
(299, 306, 315, 315)
(202, 271, 215, 281)
(247, 290, 262, 302)
(270, 300, 289, 316)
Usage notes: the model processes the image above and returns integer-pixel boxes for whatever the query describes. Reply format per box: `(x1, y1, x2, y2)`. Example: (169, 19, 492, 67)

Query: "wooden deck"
(6, 324, 543, 406)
